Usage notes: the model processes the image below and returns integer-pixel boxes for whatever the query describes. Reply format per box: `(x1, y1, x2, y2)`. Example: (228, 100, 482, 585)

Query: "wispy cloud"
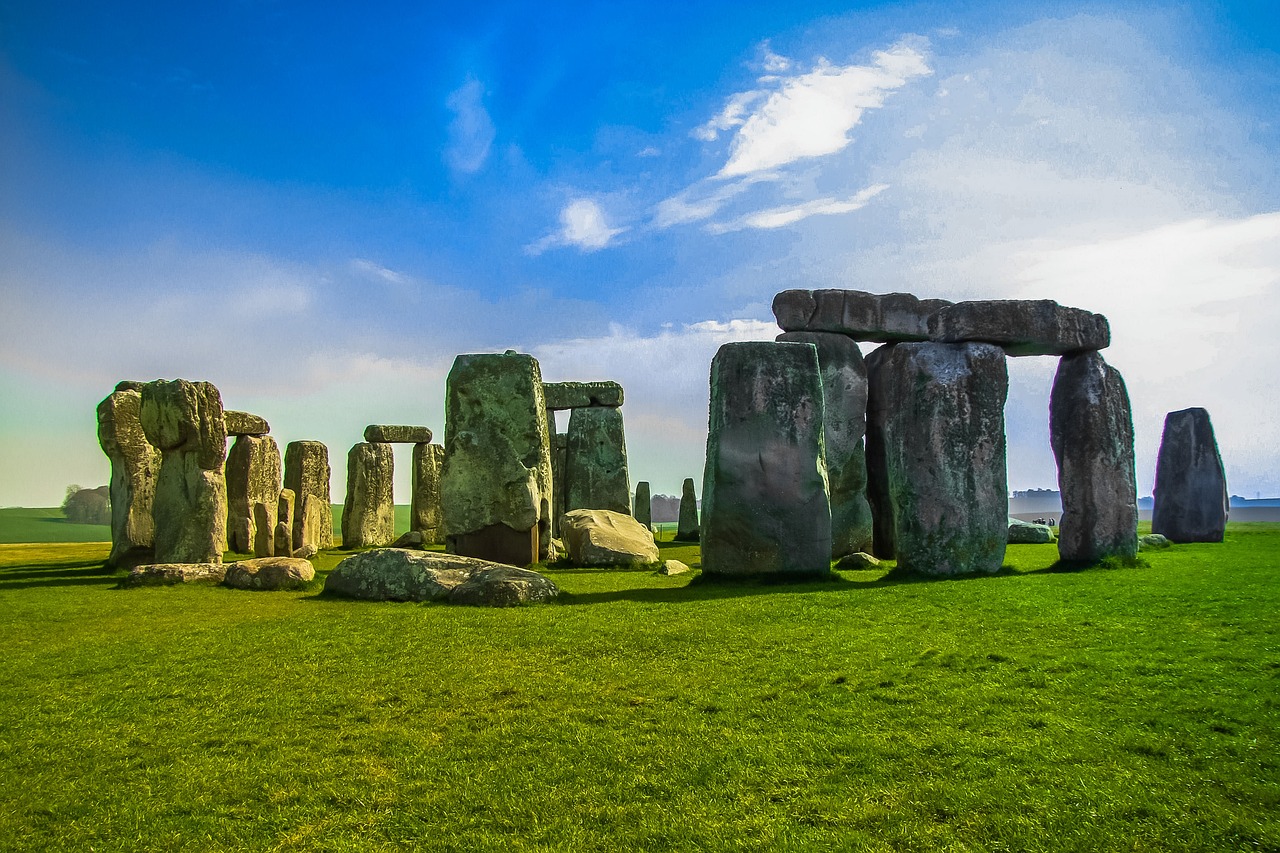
(443, 77, 495, 175)
(526, 198, 627, 254)
(708, 184, 888, 232)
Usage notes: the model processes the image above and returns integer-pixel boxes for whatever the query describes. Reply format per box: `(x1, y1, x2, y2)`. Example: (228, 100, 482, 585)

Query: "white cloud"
(526, 198, 627, 254)
(443, 77, 495, 175)
(350, 258, 408, 285)
(653, 171, 779, 227)
(708, 183, 888, 232)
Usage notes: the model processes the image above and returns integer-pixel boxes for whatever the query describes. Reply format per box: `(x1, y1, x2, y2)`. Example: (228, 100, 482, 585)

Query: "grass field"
(0, 523, 1277, 851)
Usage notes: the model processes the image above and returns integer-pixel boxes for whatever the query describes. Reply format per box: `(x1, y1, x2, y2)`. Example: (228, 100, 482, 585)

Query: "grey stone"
(324, 548, 558, 606)
(1050, 352, 1139, 561)
(410, 443, 444, 544)
(1008, 518, 1056, 544)
(224, 410, 270, 436)
(283, 441, 332, 550)
(564, 406, 631, 515)
(559, 508, 659, 566)
(341, 442, 395, 548)
(866, 342, 1008, 576)
(543, 381, 624, 409)
(834, 552, 881, 570)
(139, 380, 228, 564)
(225, 434, 281, 554)
(252, 502, 274, 556)
(550, 432, 568, 537)
(97, 387, 161, 567)
(223, 557, 314, 591)
(701, 341, 832, 577)
(121, 562, 226, 587)
(633, 481, 652, 529)
(773, 289, 951, 342)
(1139, 533, 1172, 550)
(392, 530, 425, 549)
(292, 543, 318, 559)
(778, 331, 873, 557)
(364, 424, 433, 444)
(658, 559, 691, 576)
(1151, 408, 1229, 543)
(929, 300, 1110, 356)
(275, 489, 295, 556)
(447, 565, 560, 607)
(676, 478, 699, 541)
(299, 494, 327, 554)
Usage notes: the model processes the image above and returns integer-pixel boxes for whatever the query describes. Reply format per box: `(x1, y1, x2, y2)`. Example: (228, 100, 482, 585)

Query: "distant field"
(0, 507, 111, 544)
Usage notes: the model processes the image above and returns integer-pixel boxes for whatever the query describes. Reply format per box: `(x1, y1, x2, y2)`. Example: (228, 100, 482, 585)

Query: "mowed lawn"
(0, 525, 1277, 852)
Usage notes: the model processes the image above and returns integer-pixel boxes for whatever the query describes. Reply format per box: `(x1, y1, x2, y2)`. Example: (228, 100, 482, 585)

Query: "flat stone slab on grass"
(658, 559, 691, 576)
(325, 548, 558, 606)
(363, 424, 433, 443)
(1008, 518, 1056, 544)
(223, 557, 314, 590)
(1139, 533, 1172, 550)
(834, 552, 881, 570)
(929, 299, 1110, 356)
(122, 563, 226, 587)
(543, 381, 624, 410)
(560, 508, 659, 566)
(773, 289, 951, 342)
(224, 411, 270, 436)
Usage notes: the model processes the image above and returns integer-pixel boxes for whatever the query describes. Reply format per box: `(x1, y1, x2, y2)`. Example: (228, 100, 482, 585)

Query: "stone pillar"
(676, 478, 699, 541)
(550, 432, 567, 537)
(1050, 352, 1139, 561)
(1152, 408, 1228, 543)
(564, 406, 631, 515)
(866, 342, 1008, 576)
(284, 441, 332, 551)
(441, 351, 553, 566)
(252, 502, 274, 557)
(341, 442, 395, 548)
(96, 383, 161, 567)
(778, 330, 873, 558)
(139, 379, 228, 564)
(634, 481, 652, 530)
(225, 434, 281, 554)
(701, 341, 831, 577)
(410, 442, 445, 545)
(275, 488, 295, 556)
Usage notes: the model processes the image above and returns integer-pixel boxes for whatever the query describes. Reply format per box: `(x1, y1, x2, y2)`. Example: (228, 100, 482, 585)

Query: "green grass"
(0, 507, 111, 544)
(0, 526, 1277, 851)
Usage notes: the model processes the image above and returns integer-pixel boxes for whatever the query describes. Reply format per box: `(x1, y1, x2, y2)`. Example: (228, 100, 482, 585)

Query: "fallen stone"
(325, 548, 558, 606)
(97, 386, 161, 567)
(676, 477, 699, 541)
(121, 562, 226, 587)
(1151, 408, 1229, 543)
(223, 557, 314, 591)
(834, 552, 881, 570)
(1008, 518, 1056, 544)
(543, 381, 624, 409)
(773, 289, 951, 342)
(364, 424, 433, 444)
(560, 509, 659, 566)
(410, 443, 444, 544)
(633, 481, 652, 529)
(392, 530, 425, 549)
(1139, 533, 1172, 550)
(284, 441, 332, 551)
(224, 410, 270, 436)
(292, 543, 318, 559)
(658, 559, 691, 576)
(225, 434, 281, 554)
(563, 406, 631, 515)
(341, 442, 395, 548)
(447, 565, 560, 607)
(929, 300, 1110, 356)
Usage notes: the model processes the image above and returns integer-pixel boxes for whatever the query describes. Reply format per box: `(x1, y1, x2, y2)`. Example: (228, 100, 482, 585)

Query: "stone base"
(449, 523, 538, 568)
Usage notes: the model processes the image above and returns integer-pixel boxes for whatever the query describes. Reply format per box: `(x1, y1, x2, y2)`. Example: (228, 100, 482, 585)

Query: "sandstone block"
(252, 502, 274, 557)
(364, 424, 433, 443)
(97, 387, 161, 567)
(299, 493, 328, 554)
(676, 477, 699, 541)
(633, 481, 652, 529)
(223, 557, 314, 590)
(1139, 533, 1172, 550)
(550, 432, 568, 536)
(410, 443, 444, 544)
(342, 442, 395, 548)
(930, 300, 1110, 356)
(543, 381, 624, 409)
(1151, 408, 1228, 543)
(275, 489, 295, 555)
(447, 565, 560, 607)
(834, 552, 881, 570)
(658, 559, 691, 576)
(560, 508, 659, 566)
(564, 406, 631, 515)
(225, 434, 281, 554)
(224, 410, 270, 436)
(324, 548, 558, 606)
(1008, 518, 1056, 544)
(121, 562, 226, 587)
(284, 441, 332, 550)
(773, 289, 950, 342)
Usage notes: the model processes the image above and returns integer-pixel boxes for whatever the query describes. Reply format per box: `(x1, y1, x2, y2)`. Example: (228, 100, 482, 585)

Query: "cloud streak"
(443, 77, 495, 175)
(526, 198, 627, 254)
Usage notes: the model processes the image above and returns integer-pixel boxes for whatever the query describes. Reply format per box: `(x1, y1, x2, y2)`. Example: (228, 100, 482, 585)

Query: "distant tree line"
(62, 484, 111, 525)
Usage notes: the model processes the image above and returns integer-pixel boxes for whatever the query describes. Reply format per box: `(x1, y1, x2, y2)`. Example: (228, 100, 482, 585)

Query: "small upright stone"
(299, 494, 328, 554)
(364, 424, 433, 444)
(411, 442, 445, 545)
(633, 481, 652, 530)
(563, 406, 631, 515)
(224, 411, 270, 436)
(224, 434, 281, 554)
(252, 502, 274, 556)
(929, 300, 1110, 356)
(676, 478, 699, 541)
(275, 488, 295, 556)
(550, 432, 568, 537)
(1152, 408, 1228, 543)
(97, 386, 161, 567)
(341, 442, 395, 548)
(773, 289, 950, 342)
(284, 441, 332, 551)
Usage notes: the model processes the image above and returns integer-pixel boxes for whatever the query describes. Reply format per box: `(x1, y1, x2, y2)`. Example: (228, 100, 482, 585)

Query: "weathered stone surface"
(676, 478, 699, 541)
(441, 352, 554, 564)
(778, 331, 873, 558)
(275, 489, 295, 556)
(1008, 518, 1055, 544)
(341, 442, 395, 548)
(121, 562, 225, 587)
(834, 552, 881, 570)
(701, 341, 832, 577)
(1139, 533, 1172, 550)
(410, 443, 444, 544)
(773, 289, 951, 342)
(364, 424, 433, 444)
(1050, 352, 1139, 561)
(633, 481, 652, 529)
(293, 543, 318, 559)
(543, 381, 624, 410)
(224, 410, 270, 436)
(97, 387, 161, 567)
(283, 441, 332, 550)
(560, 509, 659, 566)
(550, 432, 568, 537)
(114, 380, 145, 392)
(225, 434, 281, 554)
(865, 342, 1008, 576)
(1151, 408, 1228, 543)
(252, 502, 274, 556)
(930, 300, 1110, 356)
(392, 530, 425, 549)
(564, 406, 631, 515)
(299, 494, 327, 554)
(223, 557, 314, 591)
(139, 380, 228, 564)
(325, 548, 559, 606)
(658, 559, 691, 576)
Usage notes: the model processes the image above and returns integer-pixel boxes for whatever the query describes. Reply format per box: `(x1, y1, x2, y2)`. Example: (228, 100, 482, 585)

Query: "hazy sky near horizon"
(2, 0, 1279, 506)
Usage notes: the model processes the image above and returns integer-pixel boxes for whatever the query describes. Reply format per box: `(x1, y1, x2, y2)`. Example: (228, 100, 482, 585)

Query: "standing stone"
(341, 442, 395, 548)
(865, 342, 1008, 576)
(550, 432, 568, 537)
(224, 434, 281, 554)
(634, 481, 652, 530)
(284, 441, 332, 551)
(778, 331, 873, 558)
(564, 406, 631, 515)
(97, 385, 161, 567)
(299, 494, 326, 555)
(275, 488, 295, 556)
(676, 478, 699, 541)
(252, 502, 274, 557)
(411, 442, 445, 545)
(1049, 352, 1139, 561)
(1152, 408, 1229, 543)
(441, 351, 554, 566)
(700, 341, 831, 577)
(139, 379, 228, 565)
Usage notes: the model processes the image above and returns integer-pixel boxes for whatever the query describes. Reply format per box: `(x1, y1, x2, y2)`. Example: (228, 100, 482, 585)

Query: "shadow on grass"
(1026, 555, 1149, 574)
(0, 559, 118, 589)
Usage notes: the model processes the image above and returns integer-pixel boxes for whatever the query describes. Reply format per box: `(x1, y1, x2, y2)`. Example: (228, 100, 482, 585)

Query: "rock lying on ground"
(657, 559, 691, 576)
(834, 552, 881, 570)
(1008, 518, 1056, 544)
(559, 508, 659, 566)
(1139, 533, 1172, 550)
(121, 563, 226, 587)
(223, 557, 314, 591)
(324, 548, 559, 606)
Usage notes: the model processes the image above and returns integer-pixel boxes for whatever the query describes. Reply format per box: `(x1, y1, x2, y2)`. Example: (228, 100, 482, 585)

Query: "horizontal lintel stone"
(929, 299, 1110, 356)
(543, 381, 624, 410)
(224, 410, 270, 436)
(772, 289, 951, 342)
(363, 424, 433, 444)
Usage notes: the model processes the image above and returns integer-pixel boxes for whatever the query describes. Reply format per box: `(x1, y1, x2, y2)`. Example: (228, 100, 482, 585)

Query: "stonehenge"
(545, 380, 631, 522)
(633, 481, 651, 530)
(1152, 408, 1228, 543)
(341, 441, 395, 548)
(676, 477, 699, 541)
(411, 442, 445, 544)
(225, 425, 281, 556)
(284, 441, 333, 552)
(97, 383, 161, 567)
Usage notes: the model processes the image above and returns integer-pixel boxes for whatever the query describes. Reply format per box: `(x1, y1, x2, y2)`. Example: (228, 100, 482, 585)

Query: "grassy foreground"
(0, 527, 1277, 851)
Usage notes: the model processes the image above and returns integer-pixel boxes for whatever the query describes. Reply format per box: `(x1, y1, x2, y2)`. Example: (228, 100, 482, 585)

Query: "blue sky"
(2, 0, 1279, 506)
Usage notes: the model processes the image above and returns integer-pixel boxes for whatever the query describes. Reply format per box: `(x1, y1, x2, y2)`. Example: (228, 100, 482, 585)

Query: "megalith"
(634, 481, 652, 530)
(865, 342, 1008, 576)
(225, 434, 282, 555)
(700, 341, 831, 577)
(97, 384, 161, 567)
(676, 477, 699, 541)
(341, 442, 395, 548)
(411, 442, 445, 545)
(275, 488, 295, 556)
(778, 330, 873, 558)
(441, 351, 554, 566)
(550, 432, 568, 537)
(563, 406, 631, 515)
(284, 441, 332, 551)
(1152, 408, 1228, 543)
(1049, 352, 1139, 561)
(139, 379, 228, 564)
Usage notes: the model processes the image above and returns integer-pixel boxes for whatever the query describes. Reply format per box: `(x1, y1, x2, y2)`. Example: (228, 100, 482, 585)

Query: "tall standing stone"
(564, 406, 631, 515)
(139, 379, 228, 565)
(778, 331, 873, 558)
(1049, 352, 1139, 561)
(252, 502, 274, 557)
(633, 481, 652, 530)
(284, 441, 332, 551)
(701, 341, 831, 577)
(550, 432, 568, 537)
(441, 351, 554, 566)
(275, 488, 295, 556)
(97, 385, 161, 567)
(225, 434, 282, 554)
(865, 342, 1008, 576)
(1152, 408, 1229, 543)
(411, 442, 445, 545)
(676, 478, 699, 541)
(341, 442, 395, 548)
